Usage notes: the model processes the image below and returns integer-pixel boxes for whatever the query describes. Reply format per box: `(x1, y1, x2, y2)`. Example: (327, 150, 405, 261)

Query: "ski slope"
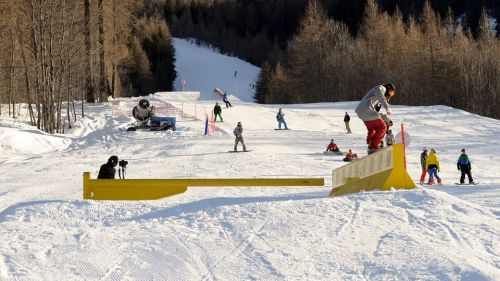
(0, 39, 499, 281)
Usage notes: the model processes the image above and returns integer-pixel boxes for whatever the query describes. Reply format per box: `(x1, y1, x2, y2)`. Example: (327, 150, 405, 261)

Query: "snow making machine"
(126, 99, 176, 132)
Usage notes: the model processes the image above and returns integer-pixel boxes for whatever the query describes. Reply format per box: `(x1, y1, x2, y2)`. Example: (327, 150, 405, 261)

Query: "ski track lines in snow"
(1, 97, 500, 280)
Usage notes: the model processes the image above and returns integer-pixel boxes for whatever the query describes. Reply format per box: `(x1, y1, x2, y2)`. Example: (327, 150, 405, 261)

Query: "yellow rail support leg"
(83, 172, 324, 200)
(329, 144, 415, 196)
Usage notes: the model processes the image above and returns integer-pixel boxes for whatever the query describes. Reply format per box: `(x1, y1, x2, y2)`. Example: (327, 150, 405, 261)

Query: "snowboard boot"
(243, 145, 247, 152)
(234, 146, 237, 152)
(367, 148, 379, 155)
(427, 179, 435, 185)
(419, 180, 425, 185)
(437, 179, 443, 186)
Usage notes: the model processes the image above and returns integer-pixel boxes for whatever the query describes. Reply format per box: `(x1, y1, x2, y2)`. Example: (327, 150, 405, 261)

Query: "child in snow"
(419, 148, 428, 184)
(213, 102, 223, 122)
(233, 122, 246, 151)
(457, 149, 474, 184)
(325, 139, 340, 153)
(343, 149, 358, 162)
(385, 129, 395, 146)
(276, 108, 288, 129)
(223, 92, 232, 108)
(355, 83, 395, 154)
(426, 149, 442, 185)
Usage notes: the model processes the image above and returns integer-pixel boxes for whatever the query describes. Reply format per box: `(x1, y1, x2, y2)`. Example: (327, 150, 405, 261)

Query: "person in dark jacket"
(419, 148, 428, 184)
(213, 102, 223, 122)
(344, 112, 351, 134)
(97, 156, 118, 179)
(457, 149, 474, 184)
(223, 92, 232, 108)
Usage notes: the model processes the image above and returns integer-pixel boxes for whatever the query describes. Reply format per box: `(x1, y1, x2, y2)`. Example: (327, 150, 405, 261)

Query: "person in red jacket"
(325, 139, 340, 152)
(343, 149, 358, 162)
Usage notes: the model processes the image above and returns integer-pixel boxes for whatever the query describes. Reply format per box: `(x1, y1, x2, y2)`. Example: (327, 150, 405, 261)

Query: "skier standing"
(355, 83, 395, 154)
(276, 108, 289, 130)
(344, 112, 352, 134)
(426, 149, 442, 185)
(223, 92, 232, 108)
(213, 102, 223, 122)
(457, 149, 474, 184)
(419, 148, 428, 184)
(233, 122, 246, 152)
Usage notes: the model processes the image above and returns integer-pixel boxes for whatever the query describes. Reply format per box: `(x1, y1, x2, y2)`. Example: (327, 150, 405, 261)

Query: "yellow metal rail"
(83, 172, 324, 200)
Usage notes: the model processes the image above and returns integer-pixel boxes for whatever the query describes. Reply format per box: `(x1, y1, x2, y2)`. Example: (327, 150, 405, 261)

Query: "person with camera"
(97, 156, 118, 179)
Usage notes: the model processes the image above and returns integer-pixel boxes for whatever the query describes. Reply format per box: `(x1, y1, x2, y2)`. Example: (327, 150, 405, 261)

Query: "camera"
(119, 160, 128, 168)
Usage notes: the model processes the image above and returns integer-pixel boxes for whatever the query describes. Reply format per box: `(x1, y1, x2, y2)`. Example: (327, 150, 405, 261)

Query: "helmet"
(138, 99, 150, 109)
(431, 149, 436, 153)
(237, 122, 242, 126)
(383, 83, 395, 97)
(331, 139, 334, 142)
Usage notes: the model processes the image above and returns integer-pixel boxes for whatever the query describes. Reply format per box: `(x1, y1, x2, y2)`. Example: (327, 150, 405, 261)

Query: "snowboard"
(454, 182, 479, 185)
(323, 151, 346, 156)
(228, 150, 251, 153)
(275, 128, 291, 130)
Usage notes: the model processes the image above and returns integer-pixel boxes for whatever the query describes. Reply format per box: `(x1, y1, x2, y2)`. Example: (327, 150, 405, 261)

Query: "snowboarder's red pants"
(420, 168, 427, 182)
(364, 118, 387, 149)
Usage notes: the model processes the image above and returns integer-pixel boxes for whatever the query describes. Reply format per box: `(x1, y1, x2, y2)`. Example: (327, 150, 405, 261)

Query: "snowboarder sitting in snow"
(97, 155, 118, 179)
(233, 122, 246, 152)
(325, 139, 342, 155)
(457, 148, 474, 184)
(343, 149, 358, 162)
(385, 129, 395, 146)
(213, 102, 223, 122)
(223, 92, 232, 108)
(426, 149, 442, 185)
(276, 108, 289, 130)
(355, 83, 395, 154)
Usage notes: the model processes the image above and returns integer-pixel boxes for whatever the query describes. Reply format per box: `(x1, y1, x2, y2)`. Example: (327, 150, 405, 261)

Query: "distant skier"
(419, 148, 428, 184)
(355, 83, 395, 154)
(276, 108, 289, 130)
(457, 149, 474, 184)
(344, 112, 352, 134)
(385, 129, 395, 146)
(325, 139, 340, 153)
(233, 122, 246, 151)
(97, 156, 118, 179)
(213, 102, 223, 122)
(426, 149, 442, 185)
(343, 149, 358, 162)
(223, 92, 232, 108)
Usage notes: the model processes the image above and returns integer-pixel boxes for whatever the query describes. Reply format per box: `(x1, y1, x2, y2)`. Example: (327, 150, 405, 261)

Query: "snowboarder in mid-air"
(426, 149, 442, 185)
(355, 83, 395, 154)
(233, 122, 246, 152)
(213, 102, 223, 122)
(457, 148, 474, 184)
(97, 156, 118, 179)
(223, 92, 232, 108)
(276, 108, 289, 130)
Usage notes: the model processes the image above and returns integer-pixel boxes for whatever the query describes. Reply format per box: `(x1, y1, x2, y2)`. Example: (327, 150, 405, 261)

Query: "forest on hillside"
(166, 0, 499, 119)
(0, 0, 176, 133)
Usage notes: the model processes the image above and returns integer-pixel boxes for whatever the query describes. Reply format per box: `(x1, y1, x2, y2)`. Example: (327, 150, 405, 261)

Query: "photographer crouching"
(97, 156, 128, 179)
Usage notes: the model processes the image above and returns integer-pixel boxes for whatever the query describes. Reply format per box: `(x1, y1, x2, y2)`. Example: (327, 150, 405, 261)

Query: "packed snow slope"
(0, 39, 499, 281)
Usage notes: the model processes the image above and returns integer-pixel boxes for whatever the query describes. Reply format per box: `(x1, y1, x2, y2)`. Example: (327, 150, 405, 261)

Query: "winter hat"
(237, 122, 242, 126)
(423, 148, 428, 152)
(461, 148, 466, 153)
(431, 149, 436, 153)
(108, 155, 118, 166)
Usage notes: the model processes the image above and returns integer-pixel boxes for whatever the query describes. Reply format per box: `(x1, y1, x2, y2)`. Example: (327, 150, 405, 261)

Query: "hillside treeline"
(165, 0, 498, 66)
(255, 0, 499, 119)
(0, 0, 176, 133)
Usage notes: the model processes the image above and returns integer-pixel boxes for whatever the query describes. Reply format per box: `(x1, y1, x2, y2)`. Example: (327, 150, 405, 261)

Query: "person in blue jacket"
(457, 149, 474, 184)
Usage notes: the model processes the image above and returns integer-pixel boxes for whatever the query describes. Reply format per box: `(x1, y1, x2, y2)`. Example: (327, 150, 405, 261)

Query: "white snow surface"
(0, 39, 499, 281)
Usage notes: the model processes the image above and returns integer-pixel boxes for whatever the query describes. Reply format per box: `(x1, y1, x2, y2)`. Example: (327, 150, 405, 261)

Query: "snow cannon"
(82, 172, 325, 200)
(329, 144, 415, 197)
(127, 99, 176, 131)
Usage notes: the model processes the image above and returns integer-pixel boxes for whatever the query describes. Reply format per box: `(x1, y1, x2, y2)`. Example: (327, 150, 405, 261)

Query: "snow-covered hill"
(0, 39, 499, 280)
